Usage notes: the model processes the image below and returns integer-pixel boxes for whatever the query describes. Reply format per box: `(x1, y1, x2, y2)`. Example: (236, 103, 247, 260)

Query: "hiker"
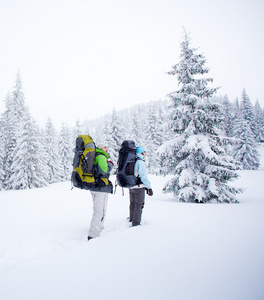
(88, 143, 113, 241)
(129, 146, 153, 226)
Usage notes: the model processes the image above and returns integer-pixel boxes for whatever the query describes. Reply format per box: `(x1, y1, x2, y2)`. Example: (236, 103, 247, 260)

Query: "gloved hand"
(147, 189, 153, 196)
(107, 160, 114, 172)
(107, 159, 114, 166)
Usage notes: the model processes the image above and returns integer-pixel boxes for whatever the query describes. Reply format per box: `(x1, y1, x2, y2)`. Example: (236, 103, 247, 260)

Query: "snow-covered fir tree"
(9, 108, 48, 189)
(130, 107, 146, 146)
(233, 97, 240, 122)
(157, 30, 241, 203)
(11, 71, 26, 122)
(1, 72, 28, 189)
(0, 153, 4, 191)
(240, 89, 257, 139)
(254, 100, 264, 143)
(71, 119, 84, 144)
(58, 123, 73, 181)
(232, 111, 260, 170)
(0, 118, 5, 190)
(221, 95, 234, 137)
(98, 118, 111, 147)
(43, 118, 62, 183)
(145, 103, 163, 173)
(107, 108, 125, 166)
(92, 124, 105, 146)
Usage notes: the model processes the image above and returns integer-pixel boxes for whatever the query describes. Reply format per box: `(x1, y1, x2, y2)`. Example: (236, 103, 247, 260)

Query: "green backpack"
(71, 135, 96, 190)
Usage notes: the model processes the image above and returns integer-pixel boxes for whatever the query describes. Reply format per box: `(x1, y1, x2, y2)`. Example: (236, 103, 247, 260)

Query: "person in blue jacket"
(129, 146, 153, 226)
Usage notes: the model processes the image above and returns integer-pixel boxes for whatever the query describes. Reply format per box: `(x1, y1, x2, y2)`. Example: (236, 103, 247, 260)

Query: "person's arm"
(137, 160, 151, 189)
(96, 155, 108, 175)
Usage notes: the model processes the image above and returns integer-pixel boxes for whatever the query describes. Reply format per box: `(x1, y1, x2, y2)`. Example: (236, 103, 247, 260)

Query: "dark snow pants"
(129, 188, 145, 226)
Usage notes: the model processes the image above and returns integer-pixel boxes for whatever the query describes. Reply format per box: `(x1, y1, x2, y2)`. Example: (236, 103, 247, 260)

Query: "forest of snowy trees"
(0, 32, 263, 202)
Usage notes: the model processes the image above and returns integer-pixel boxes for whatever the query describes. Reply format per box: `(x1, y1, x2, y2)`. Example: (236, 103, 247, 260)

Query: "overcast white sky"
(0, 0, 263, 128)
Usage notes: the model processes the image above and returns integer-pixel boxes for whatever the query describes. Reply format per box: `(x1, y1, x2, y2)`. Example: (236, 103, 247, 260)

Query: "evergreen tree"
(93, 124, 105, 145)
(232, 112, 260, 170)
(233, 97, 240, 121)
(71, 119, 84, 147)
(254, 100, 264, 143)
(100, 118, 111, 147)
(12, 70, 26, 122)
(158, 100, 173, 143)
(108, 108, 124, 166)
(2, 93, 18, 189)
(222, 95, 234, 137)
(9, 108, 48, 189)
(0, 118, 4, 190)
(157, 30, 241, 203)
(0, 153, 4, 190)
(58, 123, 73, 181)
(44, 118, 62, 183)
(131, 109, 144, 146)
(122, 109, 134, 140)
(145, 103, 163, 173)
(240, 89, 257, 139)
(2, 72, 27, 189)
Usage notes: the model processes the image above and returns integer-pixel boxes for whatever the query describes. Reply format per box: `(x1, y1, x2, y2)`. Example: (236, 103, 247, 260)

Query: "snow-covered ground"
(1, 145, 264, 300)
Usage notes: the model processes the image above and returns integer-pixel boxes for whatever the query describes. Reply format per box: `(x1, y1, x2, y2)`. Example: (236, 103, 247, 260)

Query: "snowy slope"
(0, 145, 264, 300)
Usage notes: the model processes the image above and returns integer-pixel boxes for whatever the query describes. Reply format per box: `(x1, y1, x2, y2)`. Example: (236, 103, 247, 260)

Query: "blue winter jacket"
(133, 153, 151, 189)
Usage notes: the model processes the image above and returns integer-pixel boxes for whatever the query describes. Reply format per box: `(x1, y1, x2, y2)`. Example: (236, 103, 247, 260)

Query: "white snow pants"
(89, 191, 108, 238)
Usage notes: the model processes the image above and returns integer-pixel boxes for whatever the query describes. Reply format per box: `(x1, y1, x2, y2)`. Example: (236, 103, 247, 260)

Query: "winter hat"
(136, 146, 146, 154)
(97, 142, 108, 149)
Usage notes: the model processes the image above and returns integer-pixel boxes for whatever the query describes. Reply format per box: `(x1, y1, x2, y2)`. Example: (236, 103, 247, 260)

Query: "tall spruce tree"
(72, 119, 83, 144)
(222, 95, 234, 137)
(58, 123, 73, 181)
(240, 89, 257, 139)
(9, 108, 48, 189)
(108, 108, 124, 166)
(254, 100, 264, 143)
(2, 72, 27, 189)
(131, 110, 141, 144)
(44, 118, 62, 183)
(233, 98, 240, 121)
(157, 30, 241, 203)
(0, 154, 4, 190)
(0, 118, 4, 190)
(232, 111, 260, 170)
(145, 103, 163, 173)
(100, 118, 111, 147)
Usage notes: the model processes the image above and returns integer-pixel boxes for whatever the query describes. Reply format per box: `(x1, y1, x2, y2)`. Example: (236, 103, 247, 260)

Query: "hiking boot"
(87, 236, 93, 241)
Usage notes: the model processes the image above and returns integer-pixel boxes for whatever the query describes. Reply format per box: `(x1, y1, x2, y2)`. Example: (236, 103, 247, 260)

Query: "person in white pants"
(88, 191, 108, 238)
(88, 143, 113, 241)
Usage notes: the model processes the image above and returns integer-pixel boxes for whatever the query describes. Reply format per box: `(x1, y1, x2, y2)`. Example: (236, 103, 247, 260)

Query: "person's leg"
(101, 193, 108, 230)
(131, 188, 145, 226)
(129, 189, 136, 222)
(89, 192, 108, 238)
